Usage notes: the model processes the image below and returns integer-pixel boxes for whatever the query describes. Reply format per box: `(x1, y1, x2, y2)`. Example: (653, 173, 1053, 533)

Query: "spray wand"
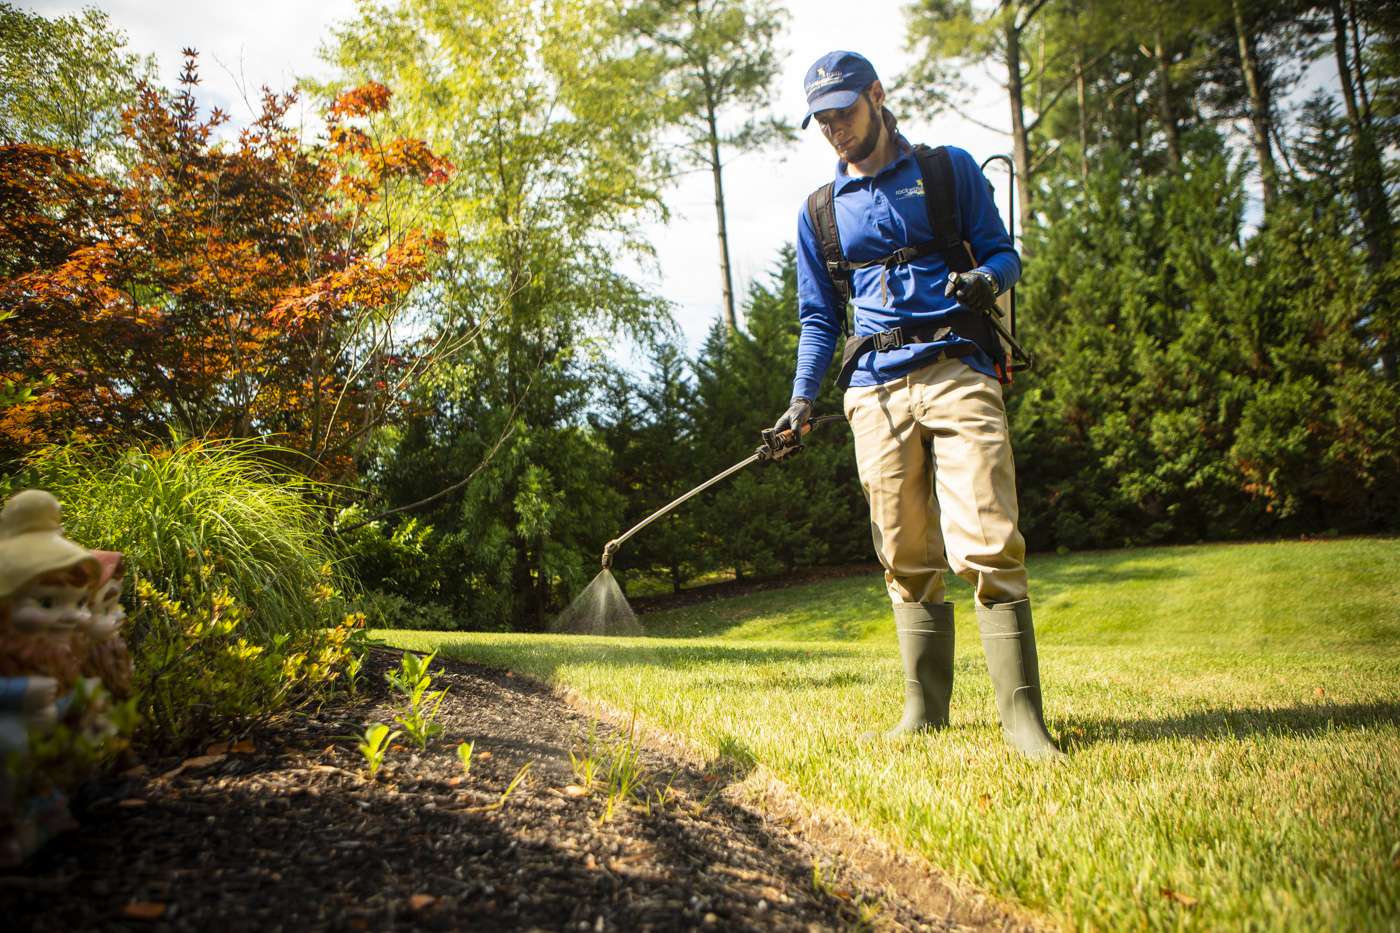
(599, 414, 847, 570)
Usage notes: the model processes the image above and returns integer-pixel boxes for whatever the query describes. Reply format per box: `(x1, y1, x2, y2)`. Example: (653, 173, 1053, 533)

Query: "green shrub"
(8, 438, 365, 750)
(356, 589, 461, 631)
(335, 511, 441, 603)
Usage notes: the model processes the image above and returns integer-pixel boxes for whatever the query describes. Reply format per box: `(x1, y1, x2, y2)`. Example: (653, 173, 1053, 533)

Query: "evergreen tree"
(690, 247, 866, 577)
(596, 342, 701, 592)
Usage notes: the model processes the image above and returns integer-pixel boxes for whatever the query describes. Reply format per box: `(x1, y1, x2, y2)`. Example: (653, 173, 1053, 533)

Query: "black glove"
(772, 397, 812, 438)
(945, 269, 999, 314)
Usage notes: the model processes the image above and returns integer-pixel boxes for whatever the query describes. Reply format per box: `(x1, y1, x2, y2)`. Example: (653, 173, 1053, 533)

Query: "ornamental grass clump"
(11, 438, 366, 750)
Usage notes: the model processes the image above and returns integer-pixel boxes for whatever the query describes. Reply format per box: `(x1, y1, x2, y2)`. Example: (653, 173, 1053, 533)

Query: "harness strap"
(836, 319, 977, 390)
(806, 182, 850, 336)
(912, 144, 974, 275)
(831, 241, 943, 273)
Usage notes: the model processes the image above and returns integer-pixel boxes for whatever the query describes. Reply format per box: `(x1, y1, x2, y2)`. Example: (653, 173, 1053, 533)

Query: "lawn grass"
(381, 537, 1400, 930)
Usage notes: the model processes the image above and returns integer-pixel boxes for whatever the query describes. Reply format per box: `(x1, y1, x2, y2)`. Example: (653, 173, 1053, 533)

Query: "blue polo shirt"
(792, 140, 1021, 401)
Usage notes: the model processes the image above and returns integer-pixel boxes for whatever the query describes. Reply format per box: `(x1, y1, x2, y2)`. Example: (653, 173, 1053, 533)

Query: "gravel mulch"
(3, 649, 1028, 931)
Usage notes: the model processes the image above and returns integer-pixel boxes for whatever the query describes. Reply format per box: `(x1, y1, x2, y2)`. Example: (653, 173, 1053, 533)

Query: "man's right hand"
(772, 397, 813, 438)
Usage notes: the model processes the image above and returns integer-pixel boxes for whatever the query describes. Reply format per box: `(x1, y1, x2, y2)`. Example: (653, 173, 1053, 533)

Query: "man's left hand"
(945, 270, 998, 314)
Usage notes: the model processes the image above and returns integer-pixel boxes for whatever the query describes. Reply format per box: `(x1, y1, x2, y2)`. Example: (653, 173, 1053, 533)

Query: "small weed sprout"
(500, 761, 531, 801)
(456, 740, 474, 777)
(569, 720, 605, 791)
(387, 651, 447, 749)
(342, 652, 365, 697)
(595, 713, 649, 823)
(459, 761, 533, 814)
(357, 723, 398, 780)
(565, 715, 660, 823)
(475, 761, 531, 812)
(569, 745, 599, 791)
(601, 738, 647, 823)
(644, 774, 679, 816)
(854, 899, 883, 930)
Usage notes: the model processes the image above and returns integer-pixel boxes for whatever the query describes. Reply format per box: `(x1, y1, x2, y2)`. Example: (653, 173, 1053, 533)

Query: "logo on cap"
(805, 70, 844, 95)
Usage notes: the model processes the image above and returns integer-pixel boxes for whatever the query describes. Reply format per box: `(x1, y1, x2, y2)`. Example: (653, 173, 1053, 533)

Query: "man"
(773, 51, 1062, 758)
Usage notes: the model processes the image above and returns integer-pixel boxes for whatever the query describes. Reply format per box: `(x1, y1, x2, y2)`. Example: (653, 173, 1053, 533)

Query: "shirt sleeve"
(950, 146, 1021, 293)
(793, 204, 843, 402)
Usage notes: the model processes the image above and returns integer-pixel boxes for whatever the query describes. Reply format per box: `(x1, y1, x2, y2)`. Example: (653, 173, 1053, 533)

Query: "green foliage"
(7, 438, 363, 749)
(386, 650, 446, 749)
(625, 0, 790, 152)
(0, 2, 155, 166)
(688, 248, 866, 577)
(589, 248, 865, 591)
(357, 589, 461, 632)
(318, 0, 670, 631)
(356, 722, 398, 780)
(1012, 134, 1400, 548)
(593, 341, 701, 590)
(622, 0, 793, 326)
(455, 739, 474, 776)
(336, 514, 437, 601)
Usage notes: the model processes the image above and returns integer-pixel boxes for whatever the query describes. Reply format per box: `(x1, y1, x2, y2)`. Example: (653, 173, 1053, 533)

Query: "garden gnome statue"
(78, 550, 132, 699)
(0, 489, 102, 866)
(0, 490, 100, 688)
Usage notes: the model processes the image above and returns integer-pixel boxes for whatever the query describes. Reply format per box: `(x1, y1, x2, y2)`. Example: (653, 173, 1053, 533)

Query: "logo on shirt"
(895, 178, 925, 200)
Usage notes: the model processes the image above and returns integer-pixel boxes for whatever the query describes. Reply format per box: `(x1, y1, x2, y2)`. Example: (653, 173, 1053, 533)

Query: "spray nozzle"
(601, 539, 620, 570)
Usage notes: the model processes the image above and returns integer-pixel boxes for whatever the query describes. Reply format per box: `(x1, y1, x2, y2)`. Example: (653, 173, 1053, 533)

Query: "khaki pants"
(843, 356, 1028, 607)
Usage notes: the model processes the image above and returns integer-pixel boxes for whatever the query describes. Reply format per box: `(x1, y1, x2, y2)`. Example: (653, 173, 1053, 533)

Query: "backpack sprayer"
(556, 154, 1020, 633)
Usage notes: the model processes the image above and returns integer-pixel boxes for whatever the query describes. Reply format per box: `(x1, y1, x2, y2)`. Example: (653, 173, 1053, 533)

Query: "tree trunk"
(1154, 29, 1181, 169)
(706, 99, 737, 333)
(1075, 44, 1089, 182)
(1331, 0, 1392, 271)
(1005, 18, 1033, 237)
(1230, 0, 1278, 213)
(1346, 0, 1372, 122)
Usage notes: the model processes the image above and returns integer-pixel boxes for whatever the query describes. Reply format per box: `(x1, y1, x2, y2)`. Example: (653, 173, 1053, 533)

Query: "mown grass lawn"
(382, 537, 1400, 930)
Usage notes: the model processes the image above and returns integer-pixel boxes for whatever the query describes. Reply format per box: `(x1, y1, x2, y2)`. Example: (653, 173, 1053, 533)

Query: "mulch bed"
(3, 649, 1019, 931)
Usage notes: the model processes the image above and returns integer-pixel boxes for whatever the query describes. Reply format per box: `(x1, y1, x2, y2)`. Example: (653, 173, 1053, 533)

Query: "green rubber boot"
(977, 599, 1065, 759)
(889, 601, 956, 736)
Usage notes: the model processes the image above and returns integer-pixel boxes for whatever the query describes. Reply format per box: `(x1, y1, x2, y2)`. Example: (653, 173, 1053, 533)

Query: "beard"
(838, 100, 884, 163)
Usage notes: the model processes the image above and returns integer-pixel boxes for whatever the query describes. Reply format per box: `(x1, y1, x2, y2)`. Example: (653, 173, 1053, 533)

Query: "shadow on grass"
(709, 732, 759, 780)
(687, 668, 882, 695)
(1064, 700, 1400, 748)
(435, 639, 870, 676)
(631, 552, 1189, 641)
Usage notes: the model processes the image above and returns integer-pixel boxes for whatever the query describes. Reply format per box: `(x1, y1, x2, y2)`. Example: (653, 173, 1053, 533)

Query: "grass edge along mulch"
(385, 536, 1400, 930)
(548, 680, 1047, 932)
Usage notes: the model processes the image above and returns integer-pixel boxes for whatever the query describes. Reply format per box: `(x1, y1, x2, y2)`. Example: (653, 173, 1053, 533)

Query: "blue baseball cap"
(801, 51, 878, 129)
